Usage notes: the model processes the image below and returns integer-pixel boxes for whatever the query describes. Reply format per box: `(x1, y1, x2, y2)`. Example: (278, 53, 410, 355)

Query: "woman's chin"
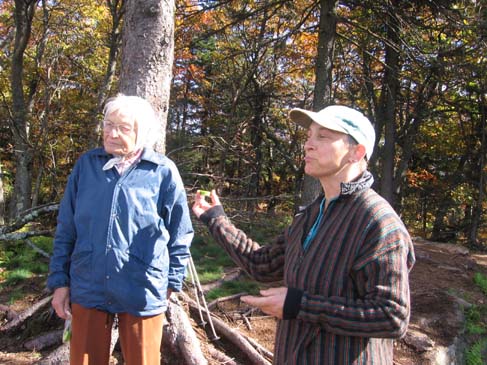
(304, 166, 316, 177)
(104, 146, 124, 155)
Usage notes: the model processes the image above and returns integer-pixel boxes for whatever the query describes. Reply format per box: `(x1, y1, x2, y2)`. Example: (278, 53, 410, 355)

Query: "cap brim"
(289, 108, 316, 128)
(289, 108, 348, 134)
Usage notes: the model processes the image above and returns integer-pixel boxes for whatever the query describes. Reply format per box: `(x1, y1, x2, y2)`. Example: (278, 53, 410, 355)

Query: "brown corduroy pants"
(70, 303, 164, 365)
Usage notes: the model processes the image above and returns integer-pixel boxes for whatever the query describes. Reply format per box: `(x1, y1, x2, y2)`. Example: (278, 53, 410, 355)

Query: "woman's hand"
(192, 189, 222, 218)
(240, 287, 288, 319)
(52, 287, 71, 320)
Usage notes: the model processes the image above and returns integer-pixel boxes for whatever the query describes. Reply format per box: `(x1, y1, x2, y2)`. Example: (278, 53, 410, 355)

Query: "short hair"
(103, 93, 161, 149)
(347, 135, 358, 146)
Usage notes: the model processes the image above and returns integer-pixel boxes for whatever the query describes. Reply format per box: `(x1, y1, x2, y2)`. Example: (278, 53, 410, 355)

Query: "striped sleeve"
(202, 207, 286, 282)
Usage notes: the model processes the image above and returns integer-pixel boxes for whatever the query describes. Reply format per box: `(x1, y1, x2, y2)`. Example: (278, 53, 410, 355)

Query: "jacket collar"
(298, 170, 374, 213)
(93, 147, 167, 166)
(339, 170, 374, 195)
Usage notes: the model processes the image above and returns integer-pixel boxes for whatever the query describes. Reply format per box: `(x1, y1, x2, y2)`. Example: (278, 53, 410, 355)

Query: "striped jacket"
(200, 171, 415, 364)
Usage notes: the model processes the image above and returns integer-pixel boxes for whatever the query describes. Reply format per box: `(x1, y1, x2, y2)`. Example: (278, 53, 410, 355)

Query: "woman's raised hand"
(192, 189, 222, 218)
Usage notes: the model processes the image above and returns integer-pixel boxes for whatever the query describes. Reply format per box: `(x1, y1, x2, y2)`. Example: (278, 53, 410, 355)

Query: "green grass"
(4, 268, 34, 286)
(465, 305, 487, 335)
(189, 211, 290, 302)
(205, 278, 261, 301)
(189, 235, 235, 284)
(7, 288, 25, 304)
(464, 272, 487, 365)
(0, 236, 52, 274)
(0, 236, 53, 302)
(465, 338, 487, 365)
(473, 272, 487, 296)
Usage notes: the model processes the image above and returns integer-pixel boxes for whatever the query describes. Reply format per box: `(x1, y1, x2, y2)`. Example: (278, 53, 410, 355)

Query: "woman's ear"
(349, 143, 367, 162)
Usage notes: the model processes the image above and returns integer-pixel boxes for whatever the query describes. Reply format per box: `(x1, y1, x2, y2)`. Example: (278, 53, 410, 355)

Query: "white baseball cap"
(289, 105, 376, 159)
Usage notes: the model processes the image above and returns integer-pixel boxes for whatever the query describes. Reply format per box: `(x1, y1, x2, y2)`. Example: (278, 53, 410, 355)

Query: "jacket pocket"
(70, 249, 93, 284)
(127, 252, 168, 290)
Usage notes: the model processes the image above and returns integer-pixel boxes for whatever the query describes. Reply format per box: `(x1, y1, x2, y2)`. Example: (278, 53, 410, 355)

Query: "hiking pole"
(187, 256, 206, 327)
(188, 255, 220, 341)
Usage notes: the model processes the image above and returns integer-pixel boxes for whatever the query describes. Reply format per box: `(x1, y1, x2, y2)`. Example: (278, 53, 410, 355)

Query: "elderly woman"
(47, 94, 193, 365)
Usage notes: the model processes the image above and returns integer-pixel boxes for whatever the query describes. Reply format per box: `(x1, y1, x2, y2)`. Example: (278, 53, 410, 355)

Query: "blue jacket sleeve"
(47, 162, 79, 291)
(162, 165, 193, 292)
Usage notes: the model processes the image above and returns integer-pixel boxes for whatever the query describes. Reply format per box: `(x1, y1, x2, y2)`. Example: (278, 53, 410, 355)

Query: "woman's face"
(303, 122, 354, 180)
(103, 110, 137, 156)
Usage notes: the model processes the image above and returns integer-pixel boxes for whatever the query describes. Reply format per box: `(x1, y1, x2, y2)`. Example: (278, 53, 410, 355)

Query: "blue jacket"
(47, 148, 193, 316)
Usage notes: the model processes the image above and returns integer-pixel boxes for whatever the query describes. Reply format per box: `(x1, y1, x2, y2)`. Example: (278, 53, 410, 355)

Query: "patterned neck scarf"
(102, 148, 143, 175)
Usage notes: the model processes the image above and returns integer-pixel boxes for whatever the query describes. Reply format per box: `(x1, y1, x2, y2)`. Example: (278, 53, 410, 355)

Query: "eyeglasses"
(103, 121, 134, 135)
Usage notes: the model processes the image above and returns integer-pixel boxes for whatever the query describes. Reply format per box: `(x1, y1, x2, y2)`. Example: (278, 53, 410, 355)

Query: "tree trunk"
(430, 193, 454, 242)
(313, 0, 338, 110)
(9, 0, 37, 219)
(378, 2, 400, 207)
(248, 86, 265, 211)
(468, 94, 486, 247)
(299, 0, 338, 206)
(88, 0, 126, 149)
(0, 163, 4, 225)
(118, 1, 178, 360)
(120, 0, 175, 154)
(393, 71, 438, 214)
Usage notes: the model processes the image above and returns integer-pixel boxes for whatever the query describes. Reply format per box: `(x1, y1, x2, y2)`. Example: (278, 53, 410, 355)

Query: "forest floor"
(1, 237, 486, 364)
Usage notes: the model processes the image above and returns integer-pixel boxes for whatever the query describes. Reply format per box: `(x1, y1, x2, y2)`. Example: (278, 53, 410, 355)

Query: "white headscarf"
(102, 93, 162, 171)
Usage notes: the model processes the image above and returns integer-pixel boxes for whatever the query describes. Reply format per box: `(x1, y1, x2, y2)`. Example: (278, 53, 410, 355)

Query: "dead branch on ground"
(180, 291, 273, 365)
(0, 203, 58, 236)
(207, 292, 248, 311)
(24, 330, 63, 351)
(166, 296, 208, 365)
(0, 295, 52, 334)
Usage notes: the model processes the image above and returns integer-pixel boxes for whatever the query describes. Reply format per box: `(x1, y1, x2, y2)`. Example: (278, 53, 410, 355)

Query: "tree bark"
(392, 73, 437, 214)
(24, 330, 63, 351)
(299, 0, 338, 206)
(9, 0, 37, 219)
(468, 93, 486, 247)
(0, 295, 52, 334)
(120, 0, 175, 153)
(0, 202, 59, 236)
(0, 163, 4, 225)
(377, 1, 401, 207)
(165, 298, 208, 365)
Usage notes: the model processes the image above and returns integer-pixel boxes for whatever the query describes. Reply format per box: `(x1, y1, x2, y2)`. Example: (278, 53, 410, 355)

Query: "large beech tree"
(120, 0, 175, 153)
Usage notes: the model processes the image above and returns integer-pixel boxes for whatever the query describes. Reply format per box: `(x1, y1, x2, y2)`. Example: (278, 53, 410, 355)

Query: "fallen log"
(207, 292, 248, 311)
(165, 297, 208, 365)
(24, 329, 63, 351)
(0, 229, 53, 241)
(243, 334, 274, 360)
(25, 238, 50, 259)
(180, 291, 272, 365)
(0, 203, 59, 235)
(0, 295, 52, 334)
(0, 304, 19, 321)
(207, 345, 238, 365)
